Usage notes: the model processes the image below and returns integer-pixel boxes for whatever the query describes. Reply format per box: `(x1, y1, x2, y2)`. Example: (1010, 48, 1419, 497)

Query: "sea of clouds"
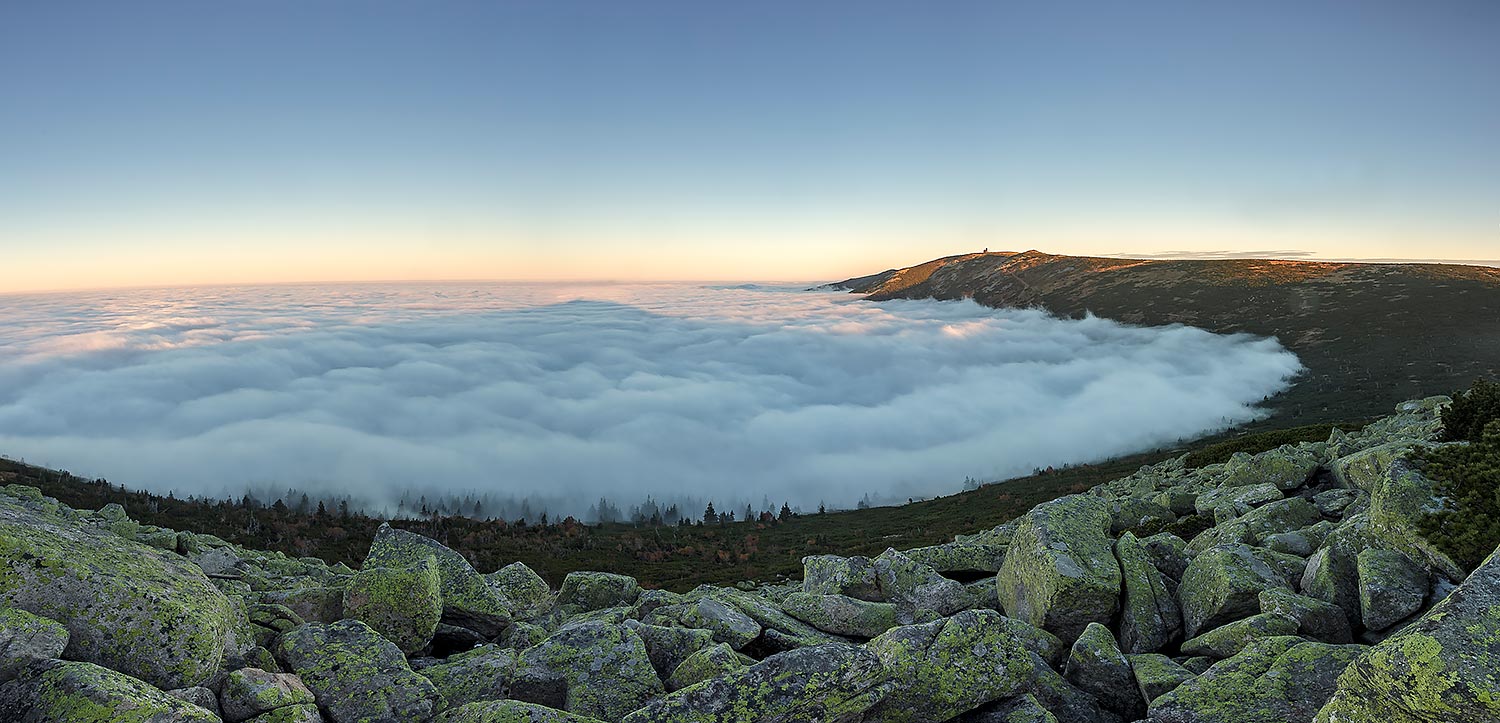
(0, 282, 1302, 517)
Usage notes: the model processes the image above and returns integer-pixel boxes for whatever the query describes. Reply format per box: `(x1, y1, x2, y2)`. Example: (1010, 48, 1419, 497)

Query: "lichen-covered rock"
(621, 643, 888, 723)
(629, 588, 683, 619)
(1312, 489, 1362, 518)
(780, 591, 899, 638)
(991, 614, 1068, 669)
(1063, 622, 1143, 720)
(220, 667, 315, 723)
(1107, 497, 1177, 537)
(274, 619, 442, 723)
(621, 620, 714, 680)
(694, 587, 841, 652)
(511, 620, 662, 720)
(0, 607, 68, 681)
(342, 557, 441, 654)
(1014, 651, 1123, 723)
(1178, 544, 1295, 638)
(1195, 482, 1283, 517)
(168, 686, 220, 716)
(1331, 442, 1464, 581)
(487, 562, 553, 620)
(0, 659, 220, 722)
(363, 524, 511, 637)
(1258, 588, 1352, 643)
(0, 495, 234, 690)
(245, 704, 322, 723)
(959, 693, 1059, 723)
(1179, 612, 1300, 659)
(1187, 497, 1322, 555)
(903, 541, 1007, 574)
(555, 571, 640, 617)
(421, 645, 516, 709)
(1116, 532, 1183, 654)
(1128, 654, 1194, 705)
(872, 548, 975, 620)
(864, 609, 1039, 723)
(1219, 445, 1321, 491)
(665, 641, 745, 691)
(802, 554, 882, 601)
(1355, 548, 1428, 633)
(1149, 637, 1365, 723)
(1313, 541, 1500, 723)
(648, 597, 761, 649)
(1141, 532, 1190, 581)
(435, 699, 605, 723)
(261, 587, 344, 625)
(996, 495, 1122, 642)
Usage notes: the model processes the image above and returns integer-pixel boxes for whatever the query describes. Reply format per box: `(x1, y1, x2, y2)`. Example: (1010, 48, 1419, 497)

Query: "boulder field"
(2, 395, 1497, 722)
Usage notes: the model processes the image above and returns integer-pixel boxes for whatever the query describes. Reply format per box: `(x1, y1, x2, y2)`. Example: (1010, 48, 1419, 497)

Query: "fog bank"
(0, 282, 1302, 516)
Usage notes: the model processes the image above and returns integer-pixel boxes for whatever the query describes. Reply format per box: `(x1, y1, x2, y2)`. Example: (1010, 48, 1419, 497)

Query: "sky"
(2, 1, 1497, 293)
(0, 283, 1299, 514)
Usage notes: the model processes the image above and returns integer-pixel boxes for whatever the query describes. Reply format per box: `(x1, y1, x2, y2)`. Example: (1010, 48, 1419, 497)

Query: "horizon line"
(6, 252, 1499, 297)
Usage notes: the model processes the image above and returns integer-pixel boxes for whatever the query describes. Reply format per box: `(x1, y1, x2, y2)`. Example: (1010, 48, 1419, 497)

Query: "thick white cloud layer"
(0, 282, 1302, 514)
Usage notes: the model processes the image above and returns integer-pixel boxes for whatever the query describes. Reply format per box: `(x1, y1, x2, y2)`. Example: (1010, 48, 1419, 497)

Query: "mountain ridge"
(831, 250, 1500, 425)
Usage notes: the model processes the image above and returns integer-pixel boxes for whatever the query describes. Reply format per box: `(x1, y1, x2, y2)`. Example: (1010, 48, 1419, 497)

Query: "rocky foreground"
(2, 397, 1497, 722)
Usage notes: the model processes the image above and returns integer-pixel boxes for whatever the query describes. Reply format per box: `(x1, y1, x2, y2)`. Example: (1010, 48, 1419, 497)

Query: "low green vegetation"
(1416, 379, 1500, 571)
(0, 420, 1363, 592)
(1440, 378, 1500, 443)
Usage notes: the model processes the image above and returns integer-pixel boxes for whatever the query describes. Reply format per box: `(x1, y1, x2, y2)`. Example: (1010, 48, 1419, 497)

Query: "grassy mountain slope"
(833, 250, 1500, 425)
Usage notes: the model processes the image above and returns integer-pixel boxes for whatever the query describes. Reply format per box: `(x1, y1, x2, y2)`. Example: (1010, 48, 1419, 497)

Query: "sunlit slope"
(833, 250, 1500, 424)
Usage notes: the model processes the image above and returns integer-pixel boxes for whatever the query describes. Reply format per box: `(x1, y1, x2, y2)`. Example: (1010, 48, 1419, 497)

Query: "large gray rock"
(342, 557, 442, 654)
(997, 495, 1122, 641)
(420, 645, 517, 709)
(0, 659, 220, 722)
(1063, 622, 1143, 720)
(1314, 542, 1500, 722)
(486, 562, 553, 620)
(647, 597, 761, 649)
(363, 524, 511, 637)
(511, 621, 662, 721)
(864, 610, 1040, 723)
(621, 643, 888, 723)
(665, 642, 745, 691)
(1127, 654, 1195, 706)
(781, 591, 899, 638)
(1187, 497, 1323, 555)
(1258, 588, 1352, 643)
(0, 493, 235, 689)
(1218, 445, 1321, 491)
(1116, 532, 1183, 653)
(220, 667, 316, 723)
(621, 620, 715, 680)
(0, 608, 68, 682)
(274, 620, 442, 723)
(802, 555, 882, 601)
(695, 587, 842, 652)
(555, 571, 640, 617)
(1179, 612, 1300, 659)
(903, 540, 1007, 574)
(1150, 637, 1365, 723)
(872, 548, 975, 620)
(1178, 544, 1295, 638)
(1355, 548, 1429, 633)
(435, 699, 604, 723)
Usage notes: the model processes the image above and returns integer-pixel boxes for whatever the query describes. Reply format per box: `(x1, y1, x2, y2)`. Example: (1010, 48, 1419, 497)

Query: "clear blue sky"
(2, 1, 1497, 291)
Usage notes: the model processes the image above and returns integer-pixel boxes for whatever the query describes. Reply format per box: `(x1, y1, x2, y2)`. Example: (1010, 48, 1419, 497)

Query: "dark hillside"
(0, 420, 1356, 591)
